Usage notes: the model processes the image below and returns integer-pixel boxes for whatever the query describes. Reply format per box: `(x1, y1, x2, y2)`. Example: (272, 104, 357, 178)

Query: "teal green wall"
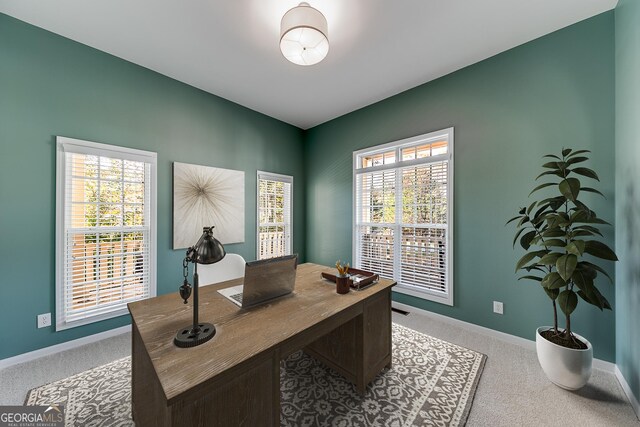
(305, 13, 616, 361)
(615, 0, 640, 405)
(0, 14, 305, 360)
(0, 11, 621, 364)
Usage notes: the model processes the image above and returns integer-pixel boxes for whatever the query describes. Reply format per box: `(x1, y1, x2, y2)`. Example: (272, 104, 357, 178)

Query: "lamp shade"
(193, 226, 226, 264)
(280, 2, 329, 66)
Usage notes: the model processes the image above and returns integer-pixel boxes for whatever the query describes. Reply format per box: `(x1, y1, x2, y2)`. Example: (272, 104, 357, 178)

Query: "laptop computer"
(217, 254, 298, 308)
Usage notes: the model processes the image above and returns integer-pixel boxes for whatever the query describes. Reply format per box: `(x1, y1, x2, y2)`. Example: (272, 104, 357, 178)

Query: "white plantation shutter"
(358, 225, 395, 279)
(257, 171, 293, 260)
(400, 162, 448, 293)
(354, 129, 453, 306)
(355, 169, 396, 279)
(56, 137, 157, 330)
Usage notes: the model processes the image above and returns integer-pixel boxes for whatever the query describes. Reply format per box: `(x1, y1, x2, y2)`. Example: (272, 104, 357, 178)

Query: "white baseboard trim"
(391, 301, 617, 373)
(0, 325, 131, 370)
(615, 366, 640, 420)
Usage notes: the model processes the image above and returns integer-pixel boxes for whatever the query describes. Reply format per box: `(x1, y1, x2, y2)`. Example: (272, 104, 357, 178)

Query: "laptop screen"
(241, 254, 298, 307)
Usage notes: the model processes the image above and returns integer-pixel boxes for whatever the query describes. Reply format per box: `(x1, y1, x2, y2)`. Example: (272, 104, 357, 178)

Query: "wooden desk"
(128, 263, 395, 427)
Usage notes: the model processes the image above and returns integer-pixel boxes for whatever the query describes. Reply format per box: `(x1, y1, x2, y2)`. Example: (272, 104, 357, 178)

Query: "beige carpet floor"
(1, 309, 638, 426)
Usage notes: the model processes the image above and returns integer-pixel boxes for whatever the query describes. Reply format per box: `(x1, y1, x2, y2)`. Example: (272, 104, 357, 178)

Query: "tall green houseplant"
(508, 148, 617, 348)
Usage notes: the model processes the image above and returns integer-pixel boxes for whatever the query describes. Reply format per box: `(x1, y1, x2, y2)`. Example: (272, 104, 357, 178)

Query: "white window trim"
(256, 171, 294, 260)
(352, 128, 454, 306)
(55, 136, 157, 331)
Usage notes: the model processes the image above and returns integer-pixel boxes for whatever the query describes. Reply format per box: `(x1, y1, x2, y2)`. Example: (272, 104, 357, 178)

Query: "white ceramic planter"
(536, 327, 593, 390)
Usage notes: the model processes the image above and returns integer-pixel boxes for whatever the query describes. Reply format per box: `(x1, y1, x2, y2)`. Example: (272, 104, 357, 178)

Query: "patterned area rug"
(26, 324, 486, 426)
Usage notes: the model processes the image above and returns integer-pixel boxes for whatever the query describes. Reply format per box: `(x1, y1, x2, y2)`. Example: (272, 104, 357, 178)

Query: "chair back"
(198, 253, 246, 286)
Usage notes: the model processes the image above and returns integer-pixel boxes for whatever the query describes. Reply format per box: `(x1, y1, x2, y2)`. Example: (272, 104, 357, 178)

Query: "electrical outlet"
(493, 301, 504, 315)
(37, 313, 51, 328)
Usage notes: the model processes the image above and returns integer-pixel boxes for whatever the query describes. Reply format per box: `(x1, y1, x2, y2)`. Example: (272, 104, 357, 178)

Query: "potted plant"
(507, 148, 617, 390)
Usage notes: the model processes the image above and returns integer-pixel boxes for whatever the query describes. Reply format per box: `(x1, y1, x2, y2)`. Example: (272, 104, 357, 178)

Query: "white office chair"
(198, 253, 246, 286)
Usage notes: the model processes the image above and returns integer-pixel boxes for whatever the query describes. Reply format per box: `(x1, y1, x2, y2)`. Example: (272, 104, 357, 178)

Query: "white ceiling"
(0, 0, 617, 129)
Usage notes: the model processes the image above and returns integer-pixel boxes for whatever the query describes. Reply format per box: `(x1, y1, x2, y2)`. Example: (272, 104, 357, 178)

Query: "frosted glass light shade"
(280, 2, 329, 66)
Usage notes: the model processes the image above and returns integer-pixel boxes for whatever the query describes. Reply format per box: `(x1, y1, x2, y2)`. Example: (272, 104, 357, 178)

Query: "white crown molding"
(0, 325, 131, 370)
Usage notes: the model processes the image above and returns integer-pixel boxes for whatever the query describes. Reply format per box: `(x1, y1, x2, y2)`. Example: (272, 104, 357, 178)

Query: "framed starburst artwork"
(173, 162, 245, 249)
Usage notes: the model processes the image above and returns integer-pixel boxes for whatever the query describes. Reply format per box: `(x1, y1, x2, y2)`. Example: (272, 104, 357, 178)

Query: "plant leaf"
(581, 187, 605, 197)
(536, 170, 565, 180)
(571, 167, 599, 181)
(543, 287, 560, 300)
(515, 252, 537, 271)
(556, 254, 578, 281)
(549, 197, 565, 211)
(512, 227, 526, 248)
(542, 161, 563, 169)
(518, 215, 532, 228)
(558, 290, 578, 315)
(520, 230, 537, 250)
(570, 209, 591, 223)
(526, 201, 537, 215)
(566, 149, 591, 158)
(533, 204, 551, 220)
(562, 148, 572, 157)
(541, 229, 565, 238)
(518, 275, 543, 282)
(559, 178, 581, 202)
(542, 272, 566, 290)
(574, 271, 610, 311)
(543, 154, 562, 160)
(538, 196, 565, 208)
(572, 200, 590, 212)
(565, 156, 589, 166)
(506, 215, 523, 226)
(577, 290, 601, 310)
(585, 217, 612, 225)
(538, 252, 562, 265)
(540, 238, 567, 247)
(584, 240, 618, 261)
(578, 261, 613, 283)
(573, 225, 603, 236)
(572, 269, 593, 291)
(566, 240, 585, 256)
(571, 230, 596, 238)
(529, 182, 556, 196)
(590, 286, 612, 310)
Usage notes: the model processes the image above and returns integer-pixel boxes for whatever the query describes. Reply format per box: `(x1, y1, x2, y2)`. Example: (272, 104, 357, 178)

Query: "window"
(257, 171, 293, 260)
(56, 137, 157, 330)
(353, 128, 453, 305)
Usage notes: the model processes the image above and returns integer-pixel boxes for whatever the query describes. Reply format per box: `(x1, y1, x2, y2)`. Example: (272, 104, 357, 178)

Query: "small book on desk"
(321, 267, 379, 291)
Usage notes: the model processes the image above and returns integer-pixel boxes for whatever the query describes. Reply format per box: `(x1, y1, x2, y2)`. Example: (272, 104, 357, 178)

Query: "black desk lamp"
(174, 226, 226, 348)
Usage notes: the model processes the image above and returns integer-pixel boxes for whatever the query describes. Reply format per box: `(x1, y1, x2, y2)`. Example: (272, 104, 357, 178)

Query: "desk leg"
(358, 288, 392, 393)
(363, 288, 393, 381)
(131, 321, 170, 427)
(272, 349, 281, 427)
(305, 288, 392, 395)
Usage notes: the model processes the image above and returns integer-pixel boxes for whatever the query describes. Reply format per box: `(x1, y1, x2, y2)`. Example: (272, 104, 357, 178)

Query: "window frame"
(256, 170, 294, 260)
(55, 136, 157, 331)
(352, 128, 454, 306)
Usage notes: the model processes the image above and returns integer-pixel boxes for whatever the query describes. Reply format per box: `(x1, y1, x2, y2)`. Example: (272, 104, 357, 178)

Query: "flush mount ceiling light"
(280, 2, 329, 66)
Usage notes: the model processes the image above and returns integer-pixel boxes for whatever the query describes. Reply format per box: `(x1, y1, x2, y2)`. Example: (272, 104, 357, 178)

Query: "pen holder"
(336, 275, 350, 294)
